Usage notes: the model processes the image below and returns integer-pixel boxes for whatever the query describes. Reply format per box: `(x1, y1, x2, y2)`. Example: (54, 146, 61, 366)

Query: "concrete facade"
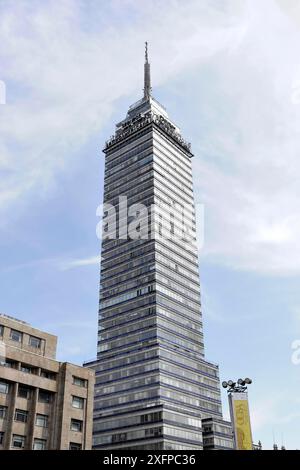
(0, 314, 95, 450)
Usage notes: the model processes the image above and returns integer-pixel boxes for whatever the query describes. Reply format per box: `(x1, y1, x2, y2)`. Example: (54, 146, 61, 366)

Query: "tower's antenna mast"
(143, 41, 152, 100)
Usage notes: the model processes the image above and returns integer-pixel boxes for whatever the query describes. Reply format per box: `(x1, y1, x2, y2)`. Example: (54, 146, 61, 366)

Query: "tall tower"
(86, 44, 226, 450)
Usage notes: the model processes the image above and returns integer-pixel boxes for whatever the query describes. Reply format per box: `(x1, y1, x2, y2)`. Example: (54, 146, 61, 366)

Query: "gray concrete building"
(85, 44, 231, 450)
(0, 313, 94, 450)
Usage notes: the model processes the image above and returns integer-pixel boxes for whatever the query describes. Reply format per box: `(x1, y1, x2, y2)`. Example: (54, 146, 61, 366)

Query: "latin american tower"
(86, 44, 230, 450)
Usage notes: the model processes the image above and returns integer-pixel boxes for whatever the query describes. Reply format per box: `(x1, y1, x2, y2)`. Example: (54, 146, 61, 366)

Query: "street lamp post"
(222, 378, 253, 450)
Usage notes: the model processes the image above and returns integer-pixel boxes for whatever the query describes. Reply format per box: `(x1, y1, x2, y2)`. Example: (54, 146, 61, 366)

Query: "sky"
(1, 0, 300, 449)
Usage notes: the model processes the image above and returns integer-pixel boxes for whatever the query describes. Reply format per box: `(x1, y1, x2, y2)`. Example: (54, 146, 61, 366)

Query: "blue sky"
(1, 0, 300, 449)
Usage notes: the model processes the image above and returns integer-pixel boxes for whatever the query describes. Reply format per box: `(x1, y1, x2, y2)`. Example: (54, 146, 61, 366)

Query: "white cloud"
(0, 253, 101, 272)
(1, 0, 300, 275)
(0, 0, 249, 211)
(192, 0, 300, 275)
(60, 255, 100, 270)
(276, 0, 300, 28)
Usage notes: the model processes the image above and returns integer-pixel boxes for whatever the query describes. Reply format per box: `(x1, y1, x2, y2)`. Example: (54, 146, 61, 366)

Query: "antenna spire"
(143, 41, 151, 100)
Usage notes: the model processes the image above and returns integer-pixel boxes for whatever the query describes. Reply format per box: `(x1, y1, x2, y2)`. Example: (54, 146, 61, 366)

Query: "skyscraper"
(85, 44, 230, 450)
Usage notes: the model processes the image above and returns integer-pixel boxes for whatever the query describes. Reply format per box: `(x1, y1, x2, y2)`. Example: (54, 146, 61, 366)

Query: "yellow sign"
(232, 395, 253, 450)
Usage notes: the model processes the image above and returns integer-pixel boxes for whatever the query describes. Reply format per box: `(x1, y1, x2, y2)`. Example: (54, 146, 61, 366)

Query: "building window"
(33, 438, 46, 450)
(70, 419, 83, 432)
(112, 433, 127, 443)
(12, 434, 25, 449)
(170, 214, 175, 234)
(0, 325, 3, 337)
(0, 432, 4, 445)
(72, 396, 84, 409)
(10, 329, 22, 343)
(0, 406, 7, 419)
(21, 364, 35, 374)
(204, 425, 212, 432)
(1, 359, 17, 368)
(0, 380, 9, 394)
(14, 409, 28, 423)
(72, 376, 87, 388)
(141, 411, 162, 424)
(18, 385, 31, 399)
(40, 369, 56, 380)
(38, 390, 52, 403)
(145, 427, 162, 437)
(36, 414, 48, 428)
(29, 335, 41, 348)
(69, 442, 82, 450)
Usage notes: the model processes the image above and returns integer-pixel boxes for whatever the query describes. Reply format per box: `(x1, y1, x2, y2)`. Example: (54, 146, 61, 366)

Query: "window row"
(95, 347, 158, 373)
(105, 152, 153, 186)
(101, 241, 155, 271)
(156, 255, 199, 284)
(99, 317, 156, 342)
(156, 284, 200, 311)
(100, 294, 155, 320)
(105, 133, 152, 166)
(158, 330, 203, 354)
(160, 376, 221, 401)
(99, 387, 159, 409)
(0, 360, 57, 380)
(98, 328, 156, 353)
(0, 381, 85, 408)
(101, 254, 155, 281)
(161, 389, 221, 413)
(153, 153, 193, 192)
(160, 350, 218, 378)
(160, 362, 218, 389)
(105, 169, 154, 202)
(156, 264, 200, 293)
(0, 433, 82, 450)
(154, 185, 195, 221)
(156, 306, 202, 332)
(100, 274, 155, 301)
(102, 237, 153, 262)
(104, 176, 153, 207)
(99, 306, 155, 331)
(97, 360, 159, 385)
(154, 167, 193, 204)
(0, 325, 42, 349)
(99, 374, 159, 396)
(157, 296, 201, 324)
(94, 426, 163, 446)
(105, 141, 152, 176)
(153, 182, 195, 219)
(153, 145, 192, 184)
(100, 284, 154, 310)
(155, 237, 198, 266)
(164, 426, 200, 443)
(153, 134, 192, 176)
(157, 318, 202, 343)
(105, 162, 153, 194)
(156, 274, 200, 303)
(1, 407, 83, 434)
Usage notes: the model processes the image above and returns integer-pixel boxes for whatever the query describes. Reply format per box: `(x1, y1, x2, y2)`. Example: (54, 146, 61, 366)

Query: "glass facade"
(202, 417, 234, 450)
(87, 62, 227, 449)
